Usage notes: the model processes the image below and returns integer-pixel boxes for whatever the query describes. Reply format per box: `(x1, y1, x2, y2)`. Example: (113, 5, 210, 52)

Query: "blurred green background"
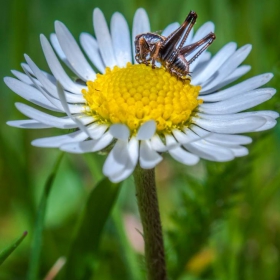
(0, 0, 279, 279)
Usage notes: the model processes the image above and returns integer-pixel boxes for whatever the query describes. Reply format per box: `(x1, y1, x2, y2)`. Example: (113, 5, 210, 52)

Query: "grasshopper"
(134, 11, 216, 79)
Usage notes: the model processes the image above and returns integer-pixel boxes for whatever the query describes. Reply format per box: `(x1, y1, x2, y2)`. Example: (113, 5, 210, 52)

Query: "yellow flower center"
(82, 63, 202, 134)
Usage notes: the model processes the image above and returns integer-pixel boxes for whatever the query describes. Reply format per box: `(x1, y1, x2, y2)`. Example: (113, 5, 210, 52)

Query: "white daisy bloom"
(5, 8, 278, 183)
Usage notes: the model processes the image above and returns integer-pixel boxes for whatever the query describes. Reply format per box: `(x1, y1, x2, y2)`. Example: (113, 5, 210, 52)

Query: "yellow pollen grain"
(82, 63, 202, 133)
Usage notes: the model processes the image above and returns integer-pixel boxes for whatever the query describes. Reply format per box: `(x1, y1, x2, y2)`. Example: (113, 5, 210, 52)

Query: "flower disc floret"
(82, 63, 202, 133)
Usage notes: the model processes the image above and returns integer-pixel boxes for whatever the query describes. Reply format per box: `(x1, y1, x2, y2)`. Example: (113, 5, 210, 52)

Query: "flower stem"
(134, 166, 167, 280)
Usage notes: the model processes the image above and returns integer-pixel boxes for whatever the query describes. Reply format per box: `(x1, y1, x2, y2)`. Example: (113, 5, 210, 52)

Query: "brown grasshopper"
(134, 11, 216, 79)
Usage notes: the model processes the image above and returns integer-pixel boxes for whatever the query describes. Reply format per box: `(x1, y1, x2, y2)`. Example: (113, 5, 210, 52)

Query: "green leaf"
(111, 208, 142, 280)
(0, 231, 28, 266)
(83, 154, 103, 182)
(62, 178, 121, 280)
(27, 152, 64, 280)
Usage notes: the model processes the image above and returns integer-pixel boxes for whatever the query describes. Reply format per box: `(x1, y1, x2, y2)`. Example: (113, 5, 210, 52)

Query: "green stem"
(133, 166, 167, 280)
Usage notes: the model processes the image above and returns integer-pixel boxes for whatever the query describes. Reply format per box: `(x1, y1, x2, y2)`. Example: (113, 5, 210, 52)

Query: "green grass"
(0, 0, 279, 279)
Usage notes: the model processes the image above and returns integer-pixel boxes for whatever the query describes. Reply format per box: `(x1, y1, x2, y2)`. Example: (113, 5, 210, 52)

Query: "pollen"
(82, 63, 202, 134)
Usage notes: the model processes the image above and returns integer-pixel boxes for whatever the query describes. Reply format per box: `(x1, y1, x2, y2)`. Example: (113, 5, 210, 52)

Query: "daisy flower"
(5, 8, 278, 183)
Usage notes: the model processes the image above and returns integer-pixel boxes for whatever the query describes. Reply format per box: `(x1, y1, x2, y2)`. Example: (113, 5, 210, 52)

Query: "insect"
(134, 11, 216, 79)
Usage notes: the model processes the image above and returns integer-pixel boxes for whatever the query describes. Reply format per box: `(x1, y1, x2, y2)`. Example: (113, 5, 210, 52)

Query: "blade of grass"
(111, 207, 141, 280)
(83, 154, 103, 182)
(62, 178, 121, 280)
(76, 155, 138, 279)
(0, 231, 28, 266)
(27, 152, 64, 280)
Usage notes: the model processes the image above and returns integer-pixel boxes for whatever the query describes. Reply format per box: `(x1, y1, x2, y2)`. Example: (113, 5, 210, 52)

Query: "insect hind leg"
(160, 11, 197, 62)
(180, 32, 216, 65)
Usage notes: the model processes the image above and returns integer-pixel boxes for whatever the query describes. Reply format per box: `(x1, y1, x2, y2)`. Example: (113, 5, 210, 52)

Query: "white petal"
(195, 112, 278, 133)
(189, 125, 211, 138)
(109, 124, 130, 140)
(22, 67, 84, 114)
(164, 133, 185, 149)
(60, 131, 113, 153)
(212, 65, 251, 91)
(254, 116, 277, 131)
(260, 111, 279, 119)
(11, 70, 33, 85)
(136, 120, 156, 140)
(56, 81, 94, 139)
(49, 34, 65, 59)
(7, 120, 52, 129)
(21, 63, 33, 75)
(109, 160, 135, 183)
(198, 111, 279, 121)
(103, 139, 129, 177)
(24, 54, 52, 88)
(150, 134, 166, 152)
(165, 134, 178, 146)
(191, 51, 212, 73)
(132, 8, 150, 63)
(93, 8, 116, 68)
(21, 65, 63, 112)
(185, 140, 234, 162)
(191, 22, 215, 43)
(200, 88, 275, 114)
(25, 55, 85, 103)
(192, 42, 237, 85)
(204, 133, 252, 146)
(172, 129, 198, 144)
(109, 137, 139, 183)
(161, 22, 180, 37)
(4, 77, 62, 112)
(169, 146, 199, 165)
(79, 33, 105, 73)
(139, 140, 162, 169)
(40, 35, 86, 94)
(189, 51, 212, 73)
(109, 167, 131, 183)
(15, 102, 86, 129)
(32, 130, 88, 147)
(55, 21, 96, 81)
(87, 123, 108, 139)
(187, 22, 215, 72)
(230, 146, 249, 157)
(127, 137, 139, 167)
(111, 12, 132, 66)
(201, 44, 252, 92)
(109, 171, 127, 183)
(192, 116, 266, 134)
(202, 73, 274, 102)
(50, 33, 73, 70)
(165, 135, 199, 165)
(21, 62, 57, 84)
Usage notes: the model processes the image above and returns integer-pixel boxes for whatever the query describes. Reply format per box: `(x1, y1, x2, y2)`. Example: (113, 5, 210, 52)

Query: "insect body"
(134, 11, 216, 79)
